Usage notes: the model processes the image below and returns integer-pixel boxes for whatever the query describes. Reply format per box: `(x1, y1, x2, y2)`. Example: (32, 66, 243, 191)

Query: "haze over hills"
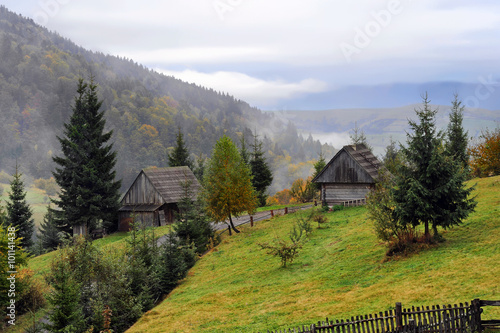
(0, 6, 330, 194)
(0, 5, 498, 196)
(269, 104, 499, 157)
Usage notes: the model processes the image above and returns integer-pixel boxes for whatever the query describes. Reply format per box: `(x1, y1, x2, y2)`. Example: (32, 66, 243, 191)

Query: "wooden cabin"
(313, 144, 380, 207)
(118, 166, 201, 231)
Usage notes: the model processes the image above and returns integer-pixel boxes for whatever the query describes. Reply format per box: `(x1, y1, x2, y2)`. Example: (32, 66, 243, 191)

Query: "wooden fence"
(265, 299, 499, 333)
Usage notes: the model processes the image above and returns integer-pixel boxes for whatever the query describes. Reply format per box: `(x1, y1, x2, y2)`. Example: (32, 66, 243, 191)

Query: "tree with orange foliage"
(290, 177, 315, 203)
(468, 127, 500, 177)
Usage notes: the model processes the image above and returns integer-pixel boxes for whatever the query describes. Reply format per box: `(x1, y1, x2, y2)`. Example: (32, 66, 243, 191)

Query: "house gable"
(314, 145, 379, 184)
(121, 170, 165, 206)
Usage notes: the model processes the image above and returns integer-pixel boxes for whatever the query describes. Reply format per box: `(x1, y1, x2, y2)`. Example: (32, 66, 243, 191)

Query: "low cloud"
(159, 69, 328, 108)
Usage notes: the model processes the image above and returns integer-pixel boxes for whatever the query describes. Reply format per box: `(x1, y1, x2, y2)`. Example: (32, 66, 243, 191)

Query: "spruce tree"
(39, 204, 61, 251)
(6, 165, 34, 249)
(393, 94, 476, 240)
(249, 133, 273, 207)
(239, 134, 250, 166)
(312, 151, 326, 191)
(52, 78, 121, 234)
(45, 250, 85, 333)
(168, 128, 193, 169)
(446, 94, 469, 171)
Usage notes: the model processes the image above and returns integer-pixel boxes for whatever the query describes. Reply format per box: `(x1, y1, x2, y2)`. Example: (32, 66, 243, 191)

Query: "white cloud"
(159, 69, 328, 107)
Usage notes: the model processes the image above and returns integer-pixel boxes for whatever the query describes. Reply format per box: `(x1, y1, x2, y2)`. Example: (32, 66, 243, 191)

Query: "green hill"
(125, 176, 499, 332)
(0, 6, 330, 194)
(7, 176, 498, 332)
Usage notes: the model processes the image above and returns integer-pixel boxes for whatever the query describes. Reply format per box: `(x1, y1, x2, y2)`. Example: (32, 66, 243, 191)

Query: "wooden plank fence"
(265, 299, 498, 333)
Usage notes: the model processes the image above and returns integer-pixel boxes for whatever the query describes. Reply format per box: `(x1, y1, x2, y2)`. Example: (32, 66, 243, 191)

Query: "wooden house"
(312, 144, 381, 206)
(118, 166, 201, 231)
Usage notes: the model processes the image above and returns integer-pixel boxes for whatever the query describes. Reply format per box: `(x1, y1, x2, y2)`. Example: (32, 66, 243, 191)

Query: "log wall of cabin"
(321, 183, 372, 206)
(316, 150, 373, 184)
(121, 172, 164, 205)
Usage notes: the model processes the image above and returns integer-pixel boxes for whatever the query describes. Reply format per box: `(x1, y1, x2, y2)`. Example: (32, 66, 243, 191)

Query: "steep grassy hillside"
(127, 176, 499, 333)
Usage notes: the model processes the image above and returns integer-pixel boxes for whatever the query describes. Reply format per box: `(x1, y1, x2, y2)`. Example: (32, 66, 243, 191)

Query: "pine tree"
(45, 250, 86, 333)
(6, 165, 34, 249)
(39, 204, 61, 251)
(0, 202, 7, 227)
(203, 135, 257, 233)
(312, 151, 326, 191)
(446, 94, 469, 171)
(193, 153, 206, 182)
(249, 133, 273, 207)
(168, 128, 193, 169)
(393, 94, 476, 240)
(349, 121, 372, 150)
(239, 134, 250, 165)
(52, 78, 121, 234)
(174, 179, 215, 254)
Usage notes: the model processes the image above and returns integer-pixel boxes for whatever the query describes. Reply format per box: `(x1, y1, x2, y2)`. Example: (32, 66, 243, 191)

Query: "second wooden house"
(313, 144, 380, 207)
(118, 166, 201, 231)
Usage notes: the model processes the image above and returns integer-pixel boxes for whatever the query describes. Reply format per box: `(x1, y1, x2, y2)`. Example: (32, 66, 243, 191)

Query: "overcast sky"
(2, 0, 500, 109)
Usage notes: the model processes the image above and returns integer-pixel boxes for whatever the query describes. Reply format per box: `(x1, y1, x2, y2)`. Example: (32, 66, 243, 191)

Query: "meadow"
(6, 176, 499, 332)
(125, 176, 499, 332)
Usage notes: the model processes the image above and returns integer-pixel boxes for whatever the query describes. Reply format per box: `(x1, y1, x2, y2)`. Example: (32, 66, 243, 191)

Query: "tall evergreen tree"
(0, 201, 7, 227)
(45, 250, 86, 333)
(193, 153, 206, 182)
(239, 134, 250, 166)
(39, 204, 61, 251)
(312, 151, 326, 191)
(349, 121, 372, 150)
(446, 94, 469, 171)
(393, 94, 476, 240)
(249, 132, 273, 207)
(6, 165, 34, 249)
(203, 135, 257, 233)
(168, 128, 193, 169)
(52, 78, 121, 234)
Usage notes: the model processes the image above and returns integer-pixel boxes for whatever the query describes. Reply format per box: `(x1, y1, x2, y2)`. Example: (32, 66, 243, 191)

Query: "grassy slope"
(127, 176, 499, 333)
(0, 181, 52, 230)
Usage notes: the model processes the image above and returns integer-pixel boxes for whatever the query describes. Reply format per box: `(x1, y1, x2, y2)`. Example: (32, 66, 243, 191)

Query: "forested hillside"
(0, 6, 332, 192)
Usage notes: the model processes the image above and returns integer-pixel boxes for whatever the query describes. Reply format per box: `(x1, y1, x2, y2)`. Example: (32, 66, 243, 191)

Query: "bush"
(385, 229, 432, 258)
(258, 238, 302, 268)
(469, 127, 500, 177)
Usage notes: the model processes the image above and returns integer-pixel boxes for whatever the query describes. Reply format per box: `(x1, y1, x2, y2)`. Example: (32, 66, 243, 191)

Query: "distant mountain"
(269, 104, 499, 157)
(273, 81, 500, 110)
(0, 6, 330, 193)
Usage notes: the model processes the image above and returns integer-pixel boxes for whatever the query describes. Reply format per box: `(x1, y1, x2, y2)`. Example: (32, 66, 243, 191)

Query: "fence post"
(408, 318, 416, 333)
(285, 207, 288, 214)
(472, 299, 482, 332)
(250, 216, 254, 227)
(396, 302, 403, 331)
(271, 210, 274, 218)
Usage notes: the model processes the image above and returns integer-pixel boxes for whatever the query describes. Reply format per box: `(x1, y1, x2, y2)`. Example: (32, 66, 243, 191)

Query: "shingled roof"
(142, 166, 201, 203)
(120, 166, 202, 208)
(313, 144, 381, 183)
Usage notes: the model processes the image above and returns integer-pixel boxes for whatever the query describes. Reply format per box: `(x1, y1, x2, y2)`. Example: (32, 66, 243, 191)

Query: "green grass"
(0, 182, 53, 230)
(7, 177, 499, 333)
(126, 176, 499, 333)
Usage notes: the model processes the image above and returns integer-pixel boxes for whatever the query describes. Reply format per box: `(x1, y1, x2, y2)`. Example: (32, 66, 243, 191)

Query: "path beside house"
(157, 204, 314, 246)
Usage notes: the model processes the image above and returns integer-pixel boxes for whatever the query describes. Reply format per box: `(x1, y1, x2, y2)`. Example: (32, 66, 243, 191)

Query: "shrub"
(469, 127, 500, 177)
(258, 238, 302, 268)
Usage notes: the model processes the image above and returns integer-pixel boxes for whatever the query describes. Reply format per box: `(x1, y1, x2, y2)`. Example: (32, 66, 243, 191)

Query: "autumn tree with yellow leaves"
(203, 135, 257, 234)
